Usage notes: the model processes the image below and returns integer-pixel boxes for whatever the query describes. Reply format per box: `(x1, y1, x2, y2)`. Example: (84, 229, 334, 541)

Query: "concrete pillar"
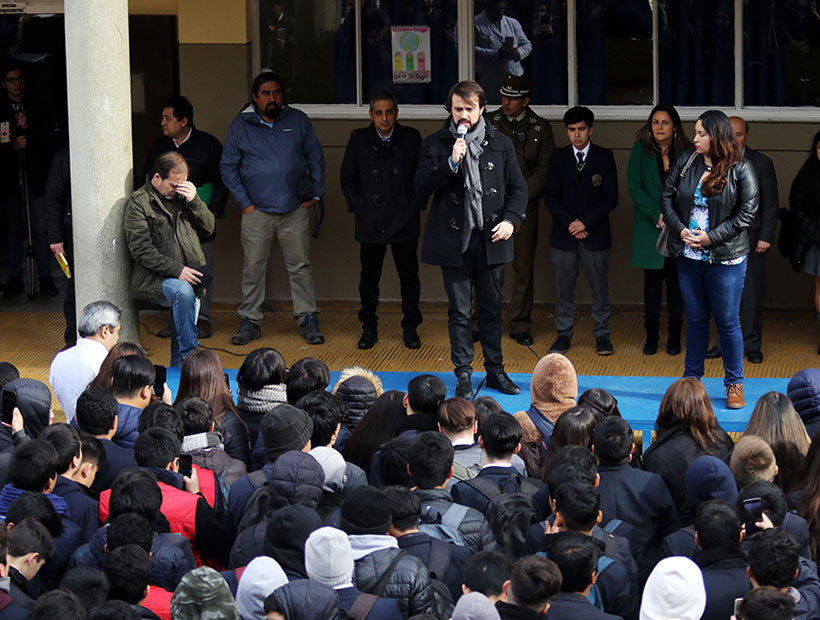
(64, 0, 138, 343)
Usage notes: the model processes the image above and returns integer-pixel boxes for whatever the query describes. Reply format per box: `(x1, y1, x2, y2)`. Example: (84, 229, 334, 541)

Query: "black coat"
(354, 547, 437, 618)
(44, 144, 71, 244)
(788, 368, 820, 440)
(744, 147, 778, 241)
(596, 463, 680, 578)
(450, 466, 550, 521)
(90, 438, 136, 494)
(52, 475, 99, 539)
(642, 424, 734, 527)
(337, 585, 403, 620)
(415, 119, 527, 268)
(661, 150, 759, 261)
(694, 547, 751, 620)
(340, 122, 423, 244)
(396, 530, 472, 602)
(544, 592, 623, 620)
(220, 410, 251, 469)
(414, 488, 496, 553)
(545, 143, 619, 251)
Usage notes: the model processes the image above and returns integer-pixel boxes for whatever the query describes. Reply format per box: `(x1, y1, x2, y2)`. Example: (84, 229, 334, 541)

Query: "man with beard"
(414, 80, 527, 399)
(221, 71, 326, 345)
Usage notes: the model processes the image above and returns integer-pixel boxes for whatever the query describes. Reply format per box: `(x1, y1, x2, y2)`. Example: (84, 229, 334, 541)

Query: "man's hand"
(568, 219, 586, 239)
(15, 112, 26, 129)
(544, 519, 561, 535)
(174, 180, 197, 202)
(178, 266, 203, 285)
(183, 466, 200, 495)
(161, 383, 173, 405)
(50, 242, 65, 256)
(451, 137, 467, 164)
(657, 214, 665, 229)
(300, 198, 318, 209)
(492, 220, 514, 242)
(755, 240, 771, 254)
(243, 204, 256, 215)
(12, 135, 25, 150)
(0, 407, 24, 435)
(509, 47, 521, 60)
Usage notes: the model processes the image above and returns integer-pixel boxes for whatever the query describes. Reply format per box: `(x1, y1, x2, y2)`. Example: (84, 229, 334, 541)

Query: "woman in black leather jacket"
(661, 110, 758, 409)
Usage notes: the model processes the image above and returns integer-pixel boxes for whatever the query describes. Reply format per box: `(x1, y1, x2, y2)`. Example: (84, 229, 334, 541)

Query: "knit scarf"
(0, 484, 71, 519)
(449, 116, 486, 244)
(236, 384, 288, 413)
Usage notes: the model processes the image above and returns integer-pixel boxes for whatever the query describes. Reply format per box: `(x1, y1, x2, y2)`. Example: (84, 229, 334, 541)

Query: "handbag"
(656, 150, 699, 257)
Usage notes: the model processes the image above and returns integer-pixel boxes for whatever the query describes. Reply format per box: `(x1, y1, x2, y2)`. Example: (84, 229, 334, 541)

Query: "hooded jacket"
(236, 556, 288, 620)
(788, 369, 820, 439)
(683, 456, 738, 521)
(333, 368, 384, 451)
(514, 354, 577, 446)
(354, 545, 437, 618)
(220, 103, 325, 213)
(0, 378, 52, 453)
(182, 430, 248, 491)
(273, 579, 340, 620)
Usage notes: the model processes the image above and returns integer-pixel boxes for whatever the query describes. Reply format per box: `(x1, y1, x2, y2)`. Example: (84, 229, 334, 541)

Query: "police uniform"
(487, 76, 554, 344)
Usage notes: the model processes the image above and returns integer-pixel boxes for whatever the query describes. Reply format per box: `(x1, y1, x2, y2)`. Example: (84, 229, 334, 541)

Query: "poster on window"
(391, 26, 431, 84)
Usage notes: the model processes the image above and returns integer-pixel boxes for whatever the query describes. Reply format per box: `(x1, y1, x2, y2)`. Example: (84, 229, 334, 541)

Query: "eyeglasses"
(4, 77, 23, 84)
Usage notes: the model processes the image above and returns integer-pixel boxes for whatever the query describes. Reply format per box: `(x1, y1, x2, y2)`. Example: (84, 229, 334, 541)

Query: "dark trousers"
(3, 188, 51, 282)
(441, 230, 505, 376)
(62, 225, 76, 345)
(741, 228, 765, 352)
(509, 199, 540, 333)
(644, 257, 683, 321)
(358, 240, 422, 331)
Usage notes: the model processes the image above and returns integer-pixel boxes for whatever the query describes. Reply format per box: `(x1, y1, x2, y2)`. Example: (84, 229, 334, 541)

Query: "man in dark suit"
(340, 89, 423, 350)
(415, 80, 527, 399)
(545, 106, 618, 356)
(706, 116, 777, 364)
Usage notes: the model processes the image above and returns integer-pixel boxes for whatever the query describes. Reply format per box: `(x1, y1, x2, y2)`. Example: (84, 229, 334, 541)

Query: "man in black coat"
(340, 89, 423, 350)
(495, 555, 562, 620)
(707, 116, 778, 364)
(414, 80, 527, 399)
(544, 106, 618, 356)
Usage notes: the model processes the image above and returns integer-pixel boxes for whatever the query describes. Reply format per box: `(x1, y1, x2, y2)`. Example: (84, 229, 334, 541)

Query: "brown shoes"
(726, 383, 746, 409)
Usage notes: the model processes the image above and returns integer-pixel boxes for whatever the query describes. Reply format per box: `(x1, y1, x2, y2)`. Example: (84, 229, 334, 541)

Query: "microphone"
(457, 124, 468, 139)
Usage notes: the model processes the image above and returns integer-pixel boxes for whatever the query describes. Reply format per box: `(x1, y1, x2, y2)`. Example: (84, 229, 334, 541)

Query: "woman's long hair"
(636, 104, 690, 154)
(540, 405, 598, 482)
(744, 391, 810, 493)
(698, 110, 741, 196)
(798, 433, 820, 561)
(343, 390, 407, 475)
(88, 342, 147, 390)
(174, 349, 242, 430)
(656, 378, 722, 452)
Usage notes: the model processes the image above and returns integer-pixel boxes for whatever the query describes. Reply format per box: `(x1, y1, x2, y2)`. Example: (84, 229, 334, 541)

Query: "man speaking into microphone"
(415, 80, 527, 399)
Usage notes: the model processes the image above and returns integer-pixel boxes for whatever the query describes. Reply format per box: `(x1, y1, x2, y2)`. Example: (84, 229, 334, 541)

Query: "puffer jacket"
(414, 488, 496, 553)
(661, 150, 759, 262)
(354, 547, 437, 618)
(219, 410, 252, 468)
(788, 369, 820, 439)
(182, 431, 247, 490)
(332, 367, 384, 441)
(273, 579, 340, 620)
(67, 524, 194, 592)
(123, 181, 215, 301)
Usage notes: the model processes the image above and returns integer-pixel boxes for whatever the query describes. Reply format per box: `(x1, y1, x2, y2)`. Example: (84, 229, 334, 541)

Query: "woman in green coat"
(629, 105, 690, 355)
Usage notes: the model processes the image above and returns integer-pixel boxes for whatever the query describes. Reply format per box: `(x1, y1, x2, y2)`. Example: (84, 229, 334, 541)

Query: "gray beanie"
(305, 526, 354, 587)
(309, 446, 347, 493)
(452, 592, 502, 620)
(261, 404, 314, 461)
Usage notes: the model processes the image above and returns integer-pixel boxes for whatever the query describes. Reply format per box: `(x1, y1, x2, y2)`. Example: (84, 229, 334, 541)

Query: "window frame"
(255, 0, 820, 122)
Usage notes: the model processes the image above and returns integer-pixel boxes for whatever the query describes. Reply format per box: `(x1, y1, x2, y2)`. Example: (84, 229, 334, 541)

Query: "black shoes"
(549, 335, 571, 354)
(231, 320, 261, 345)
(747, 350, 763, 364)
(486, 371, 520, 395)
(300, 313, 325, 345)
(456, 373, 474, 399)
(358, 325, 378, 349)
(3, 278, 23, 299)
(403, 327, 421, 349)
(511, 332, 533, 346)
(596, 336, 614, 356)
(705, 345, 722, 359)
(40, 277, 59, 297)
(197, 319, 212, 339)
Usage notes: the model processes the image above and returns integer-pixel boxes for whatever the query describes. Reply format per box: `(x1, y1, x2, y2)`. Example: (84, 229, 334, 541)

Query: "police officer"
(488, 75, 553, 345)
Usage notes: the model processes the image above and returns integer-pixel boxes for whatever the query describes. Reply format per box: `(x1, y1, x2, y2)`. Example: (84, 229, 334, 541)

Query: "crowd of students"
(1, 326, 820, 620)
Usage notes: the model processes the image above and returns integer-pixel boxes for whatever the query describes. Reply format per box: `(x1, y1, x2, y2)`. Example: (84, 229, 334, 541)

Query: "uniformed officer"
(488, 75, 554, 345)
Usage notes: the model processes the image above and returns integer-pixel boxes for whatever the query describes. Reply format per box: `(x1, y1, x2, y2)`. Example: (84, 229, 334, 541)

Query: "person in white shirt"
(474, 0, 532, 105)
(49, 300, 121, 421)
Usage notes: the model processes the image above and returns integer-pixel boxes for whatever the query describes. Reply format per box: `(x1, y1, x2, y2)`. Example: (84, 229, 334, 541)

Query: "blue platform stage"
(166, 368, 789, 450)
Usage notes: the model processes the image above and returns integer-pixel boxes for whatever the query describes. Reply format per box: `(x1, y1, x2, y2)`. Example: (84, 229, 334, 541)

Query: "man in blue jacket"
(221, 71, 326, 346)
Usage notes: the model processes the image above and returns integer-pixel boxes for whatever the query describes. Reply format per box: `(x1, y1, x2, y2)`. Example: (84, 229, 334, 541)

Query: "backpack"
(587, 523, 620, 611)
(428, 537, 456, 620)
(462, 473, 540, 559)
(452, 454, 483, 482)
(418, 503, 469, 546)
(236, 469, 271, 534)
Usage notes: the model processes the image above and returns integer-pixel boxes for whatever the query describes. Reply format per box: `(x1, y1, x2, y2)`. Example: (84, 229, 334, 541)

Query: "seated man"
(49, 300, 121, 422)
(408, 431, 496, 553)
(495, 555, 562, 620)
(124, 150, 215, 368)
(111, 354, 156, 449)
(39, 423, 100, 539)
(74, 388, 136, 494)
(543, 532, 623, 620)
(7, 518, 55, 610)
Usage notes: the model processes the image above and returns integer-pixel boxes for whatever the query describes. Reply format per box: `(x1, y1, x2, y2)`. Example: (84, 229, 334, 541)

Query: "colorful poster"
(391, 26, 431, 84)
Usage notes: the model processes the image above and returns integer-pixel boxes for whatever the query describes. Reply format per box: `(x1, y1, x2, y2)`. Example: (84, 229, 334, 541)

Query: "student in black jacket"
(7, 518, 54, 611)
(693, 501, 750, 620)
(543, 533, 623, 620)
(495, 555, 561, 620)
(462, 550, 510, 604)
(592, 416, 679, 582)
(544, 106, 618, 356)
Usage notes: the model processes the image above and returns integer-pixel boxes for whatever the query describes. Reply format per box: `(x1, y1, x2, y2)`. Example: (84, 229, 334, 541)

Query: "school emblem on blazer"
(592, 173, 602, 187)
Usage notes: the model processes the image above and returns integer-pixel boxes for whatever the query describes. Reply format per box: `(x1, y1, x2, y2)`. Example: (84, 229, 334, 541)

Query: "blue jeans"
(161, 279, 200, 367)
(677, 255, 747, 385)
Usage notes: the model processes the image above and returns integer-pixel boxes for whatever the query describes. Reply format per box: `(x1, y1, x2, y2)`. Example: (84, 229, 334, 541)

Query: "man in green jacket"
(124, 151, 215, 366)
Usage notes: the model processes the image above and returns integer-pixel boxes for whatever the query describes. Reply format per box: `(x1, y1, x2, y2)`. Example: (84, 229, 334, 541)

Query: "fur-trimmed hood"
(332, 367, 384, 432)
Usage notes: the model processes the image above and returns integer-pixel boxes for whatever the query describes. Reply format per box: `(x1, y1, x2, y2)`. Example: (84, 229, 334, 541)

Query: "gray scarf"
(236, 383, 288, 413)
(450, 117, 486, 248)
